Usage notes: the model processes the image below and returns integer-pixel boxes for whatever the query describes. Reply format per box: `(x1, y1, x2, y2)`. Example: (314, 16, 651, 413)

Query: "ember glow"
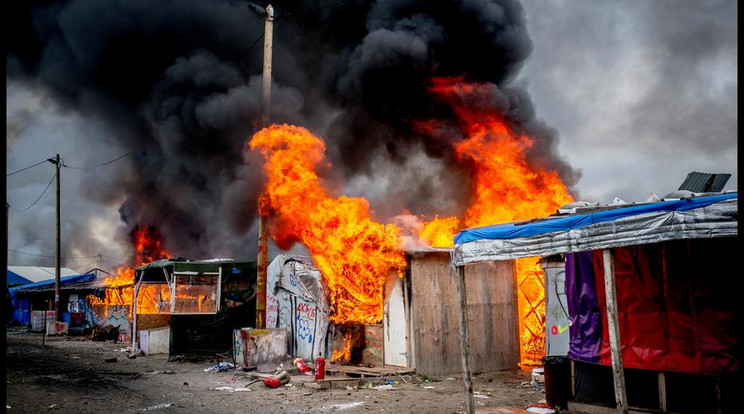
(87, 226, 172, 316)
(249, 125, 407, 325)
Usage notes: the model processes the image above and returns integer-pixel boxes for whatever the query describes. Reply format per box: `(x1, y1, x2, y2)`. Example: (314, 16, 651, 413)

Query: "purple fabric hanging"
(565, 251, 603, 362)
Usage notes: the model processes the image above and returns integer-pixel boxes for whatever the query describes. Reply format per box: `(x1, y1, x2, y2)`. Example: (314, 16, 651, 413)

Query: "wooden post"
(53, 154, 61, 322)
(455, 265, 474, 414)
(602, 249, 628, 414)
(657, 372, 667, 412)
(255, 4, 274, 330)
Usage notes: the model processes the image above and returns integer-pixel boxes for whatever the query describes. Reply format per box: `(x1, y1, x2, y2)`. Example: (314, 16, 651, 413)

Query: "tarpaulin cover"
(9, 273, 97, 293)
(565, 239, 739, 375)
(452, 193, 737, 266)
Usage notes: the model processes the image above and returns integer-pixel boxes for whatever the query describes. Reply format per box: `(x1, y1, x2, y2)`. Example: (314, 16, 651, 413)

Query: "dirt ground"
(6, 330, 551, 413)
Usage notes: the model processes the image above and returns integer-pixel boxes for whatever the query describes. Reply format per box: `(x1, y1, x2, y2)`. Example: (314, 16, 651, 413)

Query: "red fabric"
(593, 240, 738, 375)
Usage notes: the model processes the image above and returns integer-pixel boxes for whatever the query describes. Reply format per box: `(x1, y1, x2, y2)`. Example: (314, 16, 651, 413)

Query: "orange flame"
(415, 77, 573, 364)
(87, 226, 173, 316)
(249, 77, 573, 364)
(249, 125, 406, 325)
(331, 332, 353, 363)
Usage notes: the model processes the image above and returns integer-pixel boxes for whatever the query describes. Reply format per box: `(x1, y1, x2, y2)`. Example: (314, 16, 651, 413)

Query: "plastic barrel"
(542, 356, 570, 409)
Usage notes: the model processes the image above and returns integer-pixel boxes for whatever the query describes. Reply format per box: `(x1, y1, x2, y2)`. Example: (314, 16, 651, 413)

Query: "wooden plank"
(602, 249, 628, 414)
(456, 266, 475, 414)
(409, 252, 518, 376)
(465, 261, 519, 372)
(657, 372, 666, 412)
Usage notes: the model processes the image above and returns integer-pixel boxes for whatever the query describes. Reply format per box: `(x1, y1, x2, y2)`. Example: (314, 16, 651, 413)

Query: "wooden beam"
(602, 249, 628, 414)
(455, 265, 474, 414)
(657, 372, 666, 412)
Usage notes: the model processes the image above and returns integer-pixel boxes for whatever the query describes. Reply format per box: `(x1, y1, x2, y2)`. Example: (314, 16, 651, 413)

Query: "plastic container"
(315, 356, 325, 380)
(542, 356, 571, 409)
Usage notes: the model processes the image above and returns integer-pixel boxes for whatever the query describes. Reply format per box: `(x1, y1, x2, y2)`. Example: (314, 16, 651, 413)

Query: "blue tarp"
(454, 192, 737, 244)
(9, 273, 97, 326)
(7, 270, 34, 287)
(9, 273, 97, 293)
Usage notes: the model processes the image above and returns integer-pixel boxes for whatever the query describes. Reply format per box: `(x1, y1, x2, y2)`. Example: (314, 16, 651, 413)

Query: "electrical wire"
(6, 159, 51, 176)
(7, 248, 101, 260)
(62, 152, 131, 169)
(238, 31, 265, 61)
(8, 172, 56, 212)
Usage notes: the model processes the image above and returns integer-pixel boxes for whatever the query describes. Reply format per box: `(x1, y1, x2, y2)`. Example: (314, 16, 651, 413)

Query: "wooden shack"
(408, 250, 519, 375)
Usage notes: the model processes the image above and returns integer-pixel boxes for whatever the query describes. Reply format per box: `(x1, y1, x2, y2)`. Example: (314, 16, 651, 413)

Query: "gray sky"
(6, 0, 738, 268)
(519, 0, 737, 203)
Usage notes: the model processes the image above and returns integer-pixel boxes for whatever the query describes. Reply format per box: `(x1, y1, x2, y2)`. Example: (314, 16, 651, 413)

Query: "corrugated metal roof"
(678, 172, 731, 192)
(7, 266, 77, 284)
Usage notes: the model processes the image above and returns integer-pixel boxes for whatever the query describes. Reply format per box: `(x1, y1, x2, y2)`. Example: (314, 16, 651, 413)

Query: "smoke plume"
(7, 0, 578, 265)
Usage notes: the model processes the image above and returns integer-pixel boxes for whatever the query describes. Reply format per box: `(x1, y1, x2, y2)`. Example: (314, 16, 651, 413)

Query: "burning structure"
(130, 258, 257, 358)
(9, 0, 589, 376)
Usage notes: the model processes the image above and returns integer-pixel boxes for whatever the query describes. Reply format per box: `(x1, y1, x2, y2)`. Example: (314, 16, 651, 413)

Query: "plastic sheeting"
(565, 240, 739, 375)
(266, 255, 330, 360)
(452, 193, 737, 266)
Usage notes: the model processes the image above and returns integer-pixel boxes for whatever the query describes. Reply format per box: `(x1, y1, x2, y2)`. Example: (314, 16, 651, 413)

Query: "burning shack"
(264, 251, 520, 376)
(452, 191, 739, 413)
(130, 258, 257, 358)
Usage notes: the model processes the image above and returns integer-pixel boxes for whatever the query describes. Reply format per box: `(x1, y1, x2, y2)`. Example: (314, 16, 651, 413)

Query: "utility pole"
(48, 154, 62, 322)
(252, 3, 274, 329)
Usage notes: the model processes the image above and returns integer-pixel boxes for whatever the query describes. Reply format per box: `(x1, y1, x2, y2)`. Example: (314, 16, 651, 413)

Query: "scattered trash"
(142, 403, 172, 411)
(214, 386, 251, 392)
(423, 386, 435, 389)
(116, 347, 130, 353)
(324, 402, 364, 411)
(293, 357, 311, 374)
(204, 362, 234, 372)
(373, 384, 395, 391)
(263, 370, 290, 388)
(446, 377, 455, 381)
(104, 357, 118, 363)
(383, 378, 396, 385)
(531, 368, 545, 384)
(49, 404, 57, 409)
(183, 382, 189, 386)
(526, 403, 555, 414)
(473, 394, 489, 399)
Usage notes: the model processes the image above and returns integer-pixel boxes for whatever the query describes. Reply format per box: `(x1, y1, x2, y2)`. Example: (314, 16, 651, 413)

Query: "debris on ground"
(105, 357, 118, 363)
(204, 362, 234, 372)
(214, 386, 252, 392)
(142, 403, 172, 411)
(526, 403, 555, 413)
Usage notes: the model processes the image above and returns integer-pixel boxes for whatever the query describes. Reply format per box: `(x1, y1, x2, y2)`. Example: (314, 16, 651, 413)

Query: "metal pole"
(54, 154, 61, 322)
(256, 4, 274, 329)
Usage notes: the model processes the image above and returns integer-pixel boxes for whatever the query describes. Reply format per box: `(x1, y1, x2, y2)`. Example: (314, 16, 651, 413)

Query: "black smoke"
(7, 0, 578, 261)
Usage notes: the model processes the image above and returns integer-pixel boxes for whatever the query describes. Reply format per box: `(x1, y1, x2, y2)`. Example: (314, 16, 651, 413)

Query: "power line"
(62, 152, 131, 169)
(6, 159, 50, 177)
(7, 248, 101, 260)
(239, 31, 265, 61)
(8, 172, 56, 212)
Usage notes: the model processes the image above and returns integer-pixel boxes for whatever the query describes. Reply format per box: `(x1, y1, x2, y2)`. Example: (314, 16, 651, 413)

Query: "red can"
(315, 355, 325, 380)
(294, 357, 310, 374)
